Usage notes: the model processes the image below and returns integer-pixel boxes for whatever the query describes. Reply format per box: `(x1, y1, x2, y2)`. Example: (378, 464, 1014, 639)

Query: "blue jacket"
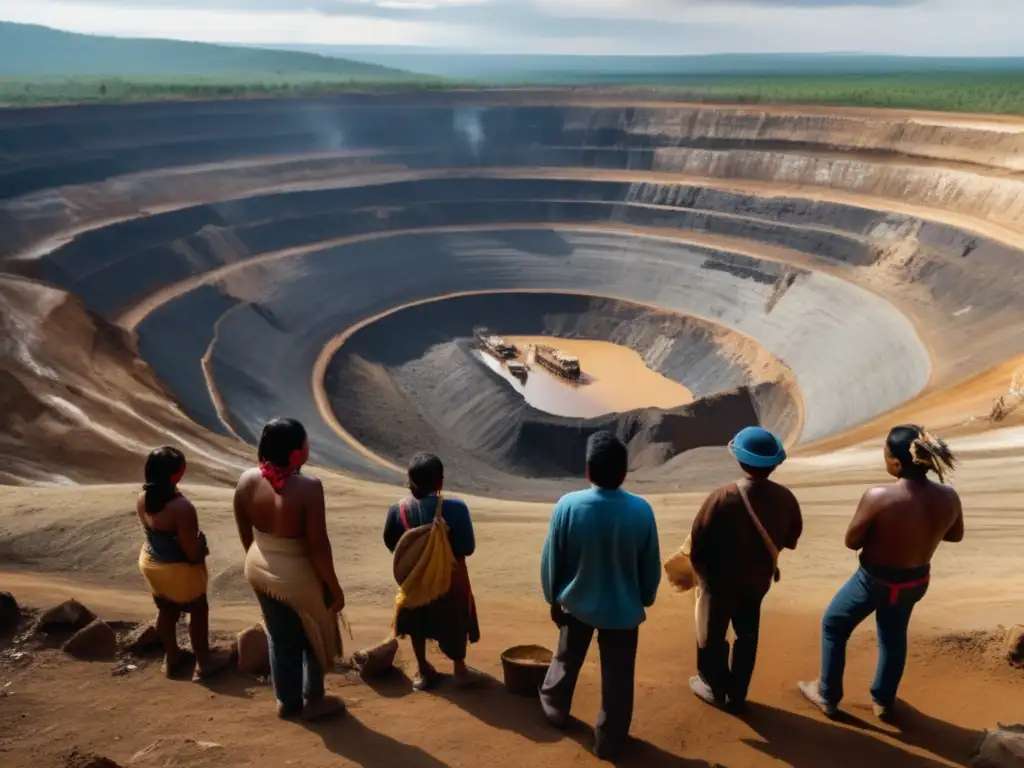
(541, 487, 661, 630)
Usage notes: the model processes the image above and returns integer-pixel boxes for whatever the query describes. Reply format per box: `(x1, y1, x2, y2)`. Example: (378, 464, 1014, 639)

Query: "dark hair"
(143, 446, 186, 514)
(408, 453, 444, 499)
(739, 462, 775, 481)
(887, 424, 957, 482)
(258, 418, 308, 468)
(586, 431, 628, 490)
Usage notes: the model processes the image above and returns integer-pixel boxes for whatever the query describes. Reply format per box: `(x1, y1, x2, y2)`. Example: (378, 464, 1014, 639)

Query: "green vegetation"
(0, 75, 444, 106)
(584, 72, 1024, 115)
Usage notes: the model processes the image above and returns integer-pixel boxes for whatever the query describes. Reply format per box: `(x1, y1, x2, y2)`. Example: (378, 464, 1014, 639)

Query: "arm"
(785, 493, 804, 551)
(232, 477, 253, 553)
(844, 488, 880, 551)
(638, 506, 662, 608)
(175, 501, 204, 564)
(305, 479, 345, 610)
(688, 490, 720, 575)
(540, 501, 565, 606)
(943, 492, 965, 543)
(383, 504, 404, 553)
(447, 502, 476, 558)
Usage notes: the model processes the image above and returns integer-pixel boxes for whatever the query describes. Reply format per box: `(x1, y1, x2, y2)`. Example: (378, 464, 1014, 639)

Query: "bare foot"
(193, 649, 233, 682)
(412, 663, 440, 692)
(302, 695, 346, 722)
(798, 680, 838, 719)
(161, 651, 193, 680)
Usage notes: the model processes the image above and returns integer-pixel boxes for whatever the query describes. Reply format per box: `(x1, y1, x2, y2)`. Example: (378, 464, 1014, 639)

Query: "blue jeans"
(819, 563, 930, 708)
(256, 592, 325, 713)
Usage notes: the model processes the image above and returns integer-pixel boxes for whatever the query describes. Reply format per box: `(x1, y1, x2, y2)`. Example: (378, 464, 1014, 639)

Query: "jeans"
(540, 612, 639, 760)
(256, 591, 325, 713)
(819, 563, 930, 708)
(696, 584, 767, 704)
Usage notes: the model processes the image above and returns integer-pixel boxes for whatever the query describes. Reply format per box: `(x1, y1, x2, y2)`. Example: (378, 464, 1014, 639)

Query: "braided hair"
(143, 446, 186, 513)
(886, 425, 957, 483)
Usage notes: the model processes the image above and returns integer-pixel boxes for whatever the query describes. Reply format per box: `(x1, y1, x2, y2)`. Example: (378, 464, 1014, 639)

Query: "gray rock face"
(972, 725, 1024, 768)
(62, 619, 119, 660)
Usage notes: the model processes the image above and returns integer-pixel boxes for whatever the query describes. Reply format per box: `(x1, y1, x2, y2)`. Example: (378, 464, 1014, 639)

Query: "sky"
(0, 0, 1020, 56)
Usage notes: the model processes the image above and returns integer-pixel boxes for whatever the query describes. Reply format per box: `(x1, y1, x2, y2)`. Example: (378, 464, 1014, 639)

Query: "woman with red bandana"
(233, 418, 346, 721)
(137, 446, 231, 680)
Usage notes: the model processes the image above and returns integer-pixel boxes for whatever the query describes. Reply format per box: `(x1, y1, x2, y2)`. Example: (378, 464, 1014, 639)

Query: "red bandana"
(259, 461, 298, 493)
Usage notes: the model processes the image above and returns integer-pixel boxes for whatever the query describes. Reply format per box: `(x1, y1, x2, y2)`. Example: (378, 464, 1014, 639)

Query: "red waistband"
(873, 574, 931, 605)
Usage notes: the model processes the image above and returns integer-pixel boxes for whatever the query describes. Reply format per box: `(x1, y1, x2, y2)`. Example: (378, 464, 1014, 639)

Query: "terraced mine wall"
(2, 93, 1023, 492)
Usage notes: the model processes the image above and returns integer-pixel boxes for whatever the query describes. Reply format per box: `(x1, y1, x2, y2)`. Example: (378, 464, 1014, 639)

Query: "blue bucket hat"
(729, 426, 786, 469)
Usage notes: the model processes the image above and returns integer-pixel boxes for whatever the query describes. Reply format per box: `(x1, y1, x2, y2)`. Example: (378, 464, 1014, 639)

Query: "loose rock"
(0, 592, 19, 631)
(121, 623, 162, 657)
(237, 624, 270, 675)
(36, 599, 96, 635)
(1004, 626, 1024, 668)
(63, 749, 123, 768)
(972, 725, 1024, 768)
(62, 619, 119, 660)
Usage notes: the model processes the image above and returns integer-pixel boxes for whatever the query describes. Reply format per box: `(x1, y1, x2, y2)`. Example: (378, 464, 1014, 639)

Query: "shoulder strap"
(736, 483, 779, 567)
(399, 501, 410, 531)
(434, 494, 445, 523)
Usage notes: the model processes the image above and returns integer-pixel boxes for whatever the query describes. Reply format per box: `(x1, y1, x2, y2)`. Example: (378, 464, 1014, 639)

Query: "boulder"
(36, 599, 95, 635)
(62, 619, 118, 660)
(0, 592, 19, 631)
(121, 623, 162, 657)
(237, 624, 270, 675)
(972, 725, 1024, 768)
(1004, 626, 1024, 668)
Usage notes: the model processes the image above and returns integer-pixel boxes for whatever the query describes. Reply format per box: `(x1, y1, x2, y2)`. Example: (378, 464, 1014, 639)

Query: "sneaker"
(798, 680, 837, 719)
(872, 699, 894, 722)
(690, 675, 726, 708)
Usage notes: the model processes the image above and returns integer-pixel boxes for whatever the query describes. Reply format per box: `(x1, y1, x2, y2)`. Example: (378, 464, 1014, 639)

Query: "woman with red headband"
(137, 446, 230, 680)
(234, 418, 346, 721)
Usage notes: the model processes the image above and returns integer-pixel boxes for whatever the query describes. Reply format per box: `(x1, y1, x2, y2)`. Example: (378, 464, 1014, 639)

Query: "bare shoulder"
(236, 467, 261, 489)
(295, 473, 324, 496)
(168, 493, 197, 517)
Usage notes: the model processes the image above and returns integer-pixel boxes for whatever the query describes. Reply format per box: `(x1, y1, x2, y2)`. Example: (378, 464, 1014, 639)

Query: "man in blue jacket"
(540, 431, 661, 761)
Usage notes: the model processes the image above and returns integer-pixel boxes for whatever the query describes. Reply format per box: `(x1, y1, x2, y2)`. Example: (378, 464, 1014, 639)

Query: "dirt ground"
(2, 436, 1023, 768)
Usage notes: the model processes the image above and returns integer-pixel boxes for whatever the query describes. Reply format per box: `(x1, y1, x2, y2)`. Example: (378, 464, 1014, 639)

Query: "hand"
(550, 603, 567, 626)
(198, 531, 210, 557)
(328, 590, 346, 614)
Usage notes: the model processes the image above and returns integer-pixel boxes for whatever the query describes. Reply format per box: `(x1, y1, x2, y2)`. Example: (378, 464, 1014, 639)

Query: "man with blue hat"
(687, 426, 803, 710)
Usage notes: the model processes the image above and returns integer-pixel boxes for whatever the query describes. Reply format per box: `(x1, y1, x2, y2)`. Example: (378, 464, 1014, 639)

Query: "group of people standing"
(135, 417, 963, 760)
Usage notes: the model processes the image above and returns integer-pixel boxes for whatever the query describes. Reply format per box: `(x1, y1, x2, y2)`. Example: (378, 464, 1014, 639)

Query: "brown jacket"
(690, 479, 803, 591)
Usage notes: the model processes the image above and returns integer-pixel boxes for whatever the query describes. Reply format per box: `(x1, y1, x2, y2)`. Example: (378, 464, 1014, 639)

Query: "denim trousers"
(819, 564, 929, 708)
(256, 591, 325, 712)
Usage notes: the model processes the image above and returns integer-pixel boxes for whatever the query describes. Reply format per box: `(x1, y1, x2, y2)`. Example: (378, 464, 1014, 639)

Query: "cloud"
(0, 0, 1021, 55)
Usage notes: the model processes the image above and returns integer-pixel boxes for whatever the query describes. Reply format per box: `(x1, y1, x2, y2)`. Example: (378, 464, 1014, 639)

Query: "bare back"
(847, 478, 964, 569)
(234, 468, 317, 539)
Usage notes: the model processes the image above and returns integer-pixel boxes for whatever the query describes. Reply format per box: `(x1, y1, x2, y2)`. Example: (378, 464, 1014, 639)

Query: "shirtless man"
(800, 425, 962, 720)
(234, 418, 346, 720)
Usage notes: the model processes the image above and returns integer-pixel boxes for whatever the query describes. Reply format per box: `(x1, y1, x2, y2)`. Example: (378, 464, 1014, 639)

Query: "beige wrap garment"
(244, 529, 341, 670)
